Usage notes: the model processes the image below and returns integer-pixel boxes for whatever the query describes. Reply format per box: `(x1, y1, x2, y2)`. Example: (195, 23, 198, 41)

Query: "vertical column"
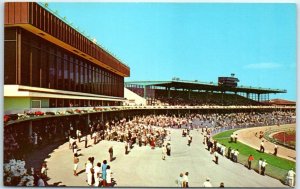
(144, 86, 147, 98)
(16, 28, 22, 84)
(87, 114, 90, 126)
(258, 94, 260, 102)
(168, 87, 171, 98)
(188, 89, 191, 100)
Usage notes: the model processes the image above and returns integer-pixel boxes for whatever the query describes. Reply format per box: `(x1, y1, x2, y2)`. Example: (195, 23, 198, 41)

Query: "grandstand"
(125, 79, 287, 106)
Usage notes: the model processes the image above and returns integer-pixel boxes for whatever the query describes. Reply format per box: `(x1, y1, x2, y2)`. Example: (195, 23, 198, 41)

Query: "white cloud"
(244, 63, 282, 69)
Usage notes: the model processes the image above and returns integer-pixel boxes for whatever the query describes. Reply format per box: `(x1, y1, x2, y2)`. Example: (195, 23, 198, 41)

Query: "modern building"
(125, 79, 287, 105)
(4, 2, 130, 114)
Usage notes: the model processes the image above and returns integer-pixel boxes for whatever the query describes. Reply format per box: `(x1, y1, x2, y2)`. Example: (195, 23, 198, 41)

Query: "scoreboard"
(218, 76, 239, 87)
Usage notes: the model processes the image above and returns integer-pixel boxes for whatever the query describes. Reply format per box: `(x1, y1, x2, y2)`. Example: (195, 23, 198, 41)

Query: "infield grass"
(213, 129, 295, 171)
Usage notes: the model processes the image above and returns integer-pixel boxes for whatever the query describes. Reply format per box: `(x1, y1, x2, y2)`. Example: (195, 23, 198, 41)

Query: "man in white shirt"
(203, 178, 212, 187)
(234, 149, 239, 163)
(85, 158, 93, 186)
(183, 172, 189, 187)
(260, 140, 265, 153)
(230, 134, 234, 143)
(176, 173, 184, 187)
(273, 143, 278, 156)
(261, 160, 267, 176)
(287, 168, 296, 187)
(258, 158, 263, 174)
(94, 162, 102, 186)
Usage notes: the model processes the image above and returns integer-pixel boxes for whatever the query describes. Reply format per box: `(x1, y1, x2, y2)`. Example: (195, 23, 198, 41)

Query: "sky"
(49, 3, 296, 100)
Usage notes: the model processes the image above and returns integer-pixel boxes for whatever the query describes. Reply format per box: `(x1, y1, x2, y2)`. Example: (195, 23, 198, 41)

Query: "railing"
(4, 105, 296, 126)
(5, 105, 296, 115)
(211, 121, 296, 185)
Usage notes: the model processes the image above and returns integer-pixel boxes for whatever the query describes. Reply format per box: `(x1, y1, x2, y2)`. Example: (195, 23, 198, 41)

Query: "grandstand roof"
(125, 80, 287, 94)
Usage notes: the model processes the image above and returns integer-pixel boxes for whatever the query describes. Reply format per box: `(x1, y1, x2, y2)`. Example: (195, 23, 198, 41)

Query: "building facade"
(4, 2, 130, 113)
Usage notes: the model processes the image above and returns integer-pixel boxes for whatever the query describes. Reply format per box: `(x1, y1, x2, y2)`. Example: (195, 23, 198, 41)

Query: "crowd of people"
(3, 109, 296, 187)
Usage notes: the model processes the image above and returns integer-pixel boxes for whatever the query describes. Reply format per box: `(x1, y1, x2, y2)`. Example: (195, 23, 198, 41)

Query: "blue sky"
(49, 3, 296, 100)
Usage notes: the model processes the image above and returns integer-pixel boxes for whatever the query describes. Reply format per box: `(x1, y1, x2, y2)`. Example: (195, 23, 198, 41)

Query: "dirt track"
(234, 124, 296, 162)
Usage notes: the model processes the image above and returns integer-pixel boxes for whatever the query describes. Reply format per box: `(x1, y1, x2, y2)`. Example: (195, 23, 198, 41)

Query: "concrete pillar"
(246, 93, 249, 99)
(87, 113, 90, 126)
(168, 88, 171, 98)
(29, 121, 33, 136)
(101, 112, 104, 122)
(258, 94, 260, 102)
(188, 89, 191, 99)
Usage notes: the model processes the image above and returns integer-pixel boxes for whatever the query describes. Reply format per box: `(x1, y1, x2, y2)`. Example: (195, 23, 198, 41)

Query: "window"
(31, 100, 41, 108)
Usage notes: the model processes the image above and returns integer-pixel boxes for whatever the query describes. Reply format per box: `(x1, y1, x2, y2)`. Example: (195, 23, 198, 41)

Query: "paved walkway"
(44, 129, 286, 187)
(234, 124, 296, 162)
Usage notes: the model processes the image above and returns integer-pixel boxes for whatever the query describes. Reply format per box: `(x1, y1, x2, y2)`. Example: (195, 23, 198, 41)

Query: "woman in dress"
(106, 165, 113, 187)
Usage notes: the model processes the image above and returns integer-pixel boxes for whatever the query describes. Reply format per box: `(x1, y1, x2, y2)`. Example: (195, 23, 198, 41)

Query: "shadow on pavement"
(25, 140, 66, 170)
(77, 169, 85, 175)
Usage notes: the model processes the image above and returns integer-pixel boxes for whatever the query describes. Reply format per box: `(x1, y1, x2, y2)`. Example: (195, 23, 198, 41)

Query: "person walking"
(183, 172, 189, 187)
(247, 154, 254, 170)
(176, 173, 184, 187)
(167, 143, 171, 156)
(41, 162, 48, 179)
(125, 140, 129, 155)
(273, 143, 278, 156)
(109, 147, 113, 162)
(286, 168, 296, 187)
(234, 134, 238, 143)
(234, 149, 239, 163)
(73, 154, 79, 176)
(106, 165, 113, 187)
(85, 135, 88, 148)
(214, 150, 219, 164)
(162, 145, 167, 160)
(203, 178, 212, 187)
(102, 160, 108, 187)
(94, 162, 101, 186)
(261, 159, 267, 176)
(260, 140, 264, 153)
(188, 135, 192, 146)
(227, 147, 231, 159)
(258, 158, 263, 174)
(85, 158, 93, 186)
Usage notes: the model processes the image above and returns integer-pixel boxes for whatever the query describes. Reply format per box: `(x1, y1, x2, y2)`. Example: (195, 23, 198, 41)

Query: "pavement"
(44, 128, 287, 187)
(234, 124, 296, 162)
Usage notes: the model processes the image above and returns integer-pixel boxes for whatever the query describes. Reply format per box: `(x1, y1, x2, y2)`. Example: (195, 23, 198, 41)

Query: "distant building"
(4, 2, 130, 113)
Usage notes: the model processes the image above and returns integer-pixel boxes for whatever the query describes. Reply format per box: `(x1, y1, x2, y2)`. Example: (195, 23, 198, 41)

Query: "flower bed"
(272, 131, 296, 149)
(4, 159, 34, 186)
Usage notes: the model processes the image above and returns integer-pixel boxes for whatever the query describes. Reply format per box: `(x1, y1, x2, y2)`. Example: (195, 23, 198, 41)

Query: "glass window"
(21, 42, 30, 85)
(48, 46, 56, 89)
(4, 32, 17, 84)
(57, 51, 63, 90)
(70, 56, 74, 91)
(64, 53, 69, 90)
(31, 46, 41, 87)
(41, 44, 48, 88)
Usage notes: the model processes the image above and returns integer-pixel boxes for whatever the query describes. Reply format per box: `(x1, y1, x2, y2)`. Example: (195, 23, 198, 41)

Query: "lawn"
(213, 129, 295, 181)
